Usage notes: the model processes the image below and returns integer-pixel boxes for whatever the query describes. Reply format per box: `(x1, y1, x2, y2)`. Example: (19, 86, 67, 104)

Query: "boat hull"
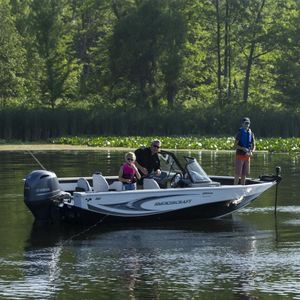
(46, 182, 274, 225)
(57, 198, 245, 224)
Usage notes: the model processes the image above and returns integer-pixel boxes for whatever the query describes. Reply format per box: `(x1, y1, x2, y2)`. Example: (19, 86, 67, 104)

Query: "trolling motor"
(274, 166, 282, 215)
(259, 166, 282, 183)
(259, 166, 282, 215)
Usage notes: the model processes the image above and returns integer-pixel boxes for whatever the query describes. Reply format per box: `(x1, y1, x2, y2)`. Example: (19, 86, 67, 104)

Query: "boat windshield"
(185, 158, 212, 183)
(158, 151, 212, 185)
(159, 152, 183, 175)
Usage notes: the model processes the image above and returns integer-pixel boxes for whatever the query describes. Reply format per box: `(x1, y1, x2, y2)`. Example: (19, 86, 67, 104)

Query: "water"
(0, 150, 300, 299)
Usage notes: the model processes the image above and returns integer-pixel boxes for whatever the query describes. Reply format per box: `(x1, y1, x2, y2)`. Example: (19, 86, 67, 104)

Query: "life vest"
(122, 163, 137, 183)
(238, 128, 252, 149)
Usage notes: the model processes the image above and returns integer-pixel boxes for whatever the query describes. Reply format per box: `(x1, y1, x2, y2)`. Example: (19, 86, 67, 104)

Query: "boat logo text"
(154, 199, 192, 206)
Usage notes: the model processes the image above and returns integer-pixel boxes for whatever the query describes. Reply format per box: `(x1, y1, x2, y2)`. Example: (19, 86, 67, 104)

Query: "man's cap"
(242, 117, 250, 124)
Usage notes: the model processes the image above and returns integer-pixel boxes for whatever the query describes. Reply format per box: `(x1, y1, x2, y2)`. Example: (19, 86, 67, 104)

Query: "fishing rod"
(26, 149, 47, 170)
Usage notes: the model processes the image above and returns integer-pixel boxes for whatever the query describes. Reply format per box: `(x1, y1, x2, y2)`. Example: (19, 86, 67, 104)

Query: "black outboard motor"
(24, 170, 63, 222)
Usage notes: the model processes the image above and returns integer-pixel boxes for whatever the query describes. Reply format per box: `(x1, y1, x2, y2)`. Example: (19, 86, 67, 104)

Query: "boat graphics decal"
(86, 194, 196, 216)
(87, 194, 197, 217)
(77, 193, 256, 218)
(84, 193, 249, 217)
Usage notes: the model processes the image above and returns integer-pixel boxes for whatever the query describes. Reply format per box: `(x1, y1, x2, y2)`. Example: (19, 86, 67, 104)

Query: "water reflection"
(26, 217, 258, 248)
(21, 214, 299, 299)
(22, 217, 262, 299)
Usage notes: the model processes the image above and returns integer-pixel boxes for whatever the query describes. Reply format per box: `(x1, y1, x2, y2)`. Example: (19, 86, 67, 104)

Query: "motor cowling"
(24, 170, 62, 222)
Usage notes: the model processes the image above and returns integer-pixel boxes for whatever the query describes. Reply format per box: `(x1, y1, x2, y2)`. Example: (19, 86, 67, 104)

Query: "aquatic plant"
(52, 136, 300, 155)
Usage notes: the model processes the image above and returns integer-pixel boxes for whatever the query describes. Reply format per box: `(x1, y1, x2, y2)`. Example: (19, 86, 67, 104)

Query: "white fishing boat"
(24, 150, 281, 224)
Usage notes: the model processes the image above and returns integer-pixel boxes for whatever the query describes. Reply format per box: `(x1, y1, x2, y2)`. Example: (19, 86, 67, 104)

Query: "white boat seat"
(109, 181, 123, 191)
(76, 178, 92, 192)
(93, 173, 109, 192)
(143, 178, 160, 189)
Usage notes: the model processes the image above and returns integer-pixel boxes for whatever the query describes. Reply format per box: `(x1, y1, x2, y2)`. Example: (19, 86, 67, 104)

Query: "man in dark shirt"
(134, 140, 161, 177)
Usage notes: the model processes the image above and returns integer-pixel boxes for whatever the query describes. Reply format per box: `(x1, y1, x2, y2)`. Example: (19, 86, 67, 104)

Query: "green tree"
(69, 0, 115, 100)
(29, 0, 79, 108)
(233, 0, 291, 104)
(0, 0, 25, 107)
(160, 1, 186, 108)
(10, 0, 44, 107)
(180, 0, 295, 110)
(275, 0, 300, 109)
(110, 0, 186, 109)
(177, 0, 217, 108)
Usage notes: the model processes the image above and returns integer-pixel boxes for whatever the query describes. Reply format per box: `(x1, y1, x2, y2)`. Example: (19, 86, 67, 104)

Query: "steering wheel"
(170, 172, 183, 188)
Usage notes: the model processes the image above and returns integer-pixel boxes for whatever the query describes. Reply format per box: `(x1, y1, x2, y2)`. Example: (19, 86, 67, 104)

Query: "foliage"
(109, 0, 187, 108)
(0, 0, 25, 106)
(274, 1, 300, 109)
(27, 0, 80, 108)
(52, 135, 300, 155)
(1, 0, 300, 137)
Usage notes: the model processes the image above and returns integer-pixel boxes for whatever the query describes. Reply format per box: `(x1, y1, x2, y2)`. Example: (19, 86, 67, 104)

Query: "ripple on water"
(283, 219, 300, 226)
(241, 205, 300, 214)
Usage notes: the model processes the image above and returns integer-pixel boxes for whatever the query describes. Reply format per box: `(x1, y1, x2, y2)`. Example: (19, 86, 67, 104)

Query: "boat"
(24, 150, 281, 224)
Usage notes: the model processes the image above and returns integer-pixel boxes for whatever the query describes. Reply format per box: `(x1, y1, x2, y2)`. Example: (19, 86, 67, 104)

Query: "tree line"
(1, 0, 300, 139)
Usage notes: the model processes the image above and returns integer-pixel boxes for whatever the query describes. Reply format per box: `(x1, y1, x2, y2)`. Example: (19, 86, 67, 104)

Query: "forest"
(1, 0, 300, 140)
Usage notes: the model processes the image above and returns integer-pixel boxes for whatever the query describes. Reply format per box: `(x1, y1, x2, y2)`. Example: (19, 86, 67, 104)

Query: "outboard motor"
(24, 170, 63, 222)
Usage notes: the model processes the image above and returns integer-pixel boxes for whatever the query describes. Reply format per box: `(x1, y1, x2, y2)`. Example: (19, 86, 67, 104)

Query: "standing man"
(234, 117, 255, 185)
(134, 140, 162, 177)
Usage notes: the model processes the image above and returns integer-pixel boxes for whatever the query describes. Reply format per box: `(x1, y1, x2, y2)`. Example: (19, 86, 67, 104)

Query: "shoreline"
(0, 144, 131, 151)
(0, 144, 269, 153)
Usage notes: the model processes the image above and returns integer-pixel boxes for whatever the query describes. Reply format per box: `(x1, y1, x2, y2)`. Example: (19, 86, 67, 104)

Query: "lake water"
(0, 150, 300, 300)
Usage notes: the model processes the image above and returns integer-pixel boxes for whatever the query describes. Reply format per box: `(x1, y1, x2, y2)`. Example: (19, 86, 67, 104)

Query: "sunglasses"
(152, 145, 160, 149)
(244, 122, 250, 125)
(127, 158, 134, 161)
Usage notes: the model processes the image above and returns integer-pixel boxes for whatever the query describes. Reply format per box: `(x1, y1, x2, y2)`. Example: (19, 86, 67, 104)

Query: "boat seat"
(109, 181, 123, 191)
(93, 173, 109, 192)
(76, 178, 92, 192)
(143, 178, 160, 189)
